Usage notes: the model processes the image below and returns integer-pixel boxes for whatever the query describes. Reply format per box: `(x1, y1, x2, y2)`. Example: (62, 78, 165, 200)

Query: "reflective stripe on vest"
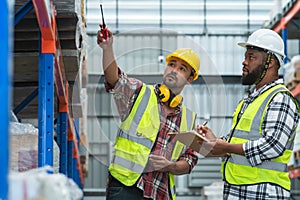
(233, 85, 294, 151)
(117, 128, 153, 150)
(109, 84, 196, 193)
(223, 84, 297, 191)
(228, 154, 287, 172)
(169, 106, 196, 200)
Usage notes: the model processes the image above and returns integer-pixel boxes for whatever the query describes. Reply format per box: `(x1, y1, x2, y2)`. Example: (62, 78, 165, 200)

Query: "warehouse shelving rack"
(266, 0, 300, 64)
(1, 0, 83, 199)
(266, 0, 300, 187)
(16, 0, 83, 185)
(269, 1, 300, 101)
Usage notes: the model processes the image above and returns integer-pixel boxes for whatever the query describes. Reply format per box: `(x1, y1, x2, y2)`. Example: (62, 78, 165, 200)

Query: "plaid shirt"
(223, 79, 299, 200)
(106, 68, 198, 200)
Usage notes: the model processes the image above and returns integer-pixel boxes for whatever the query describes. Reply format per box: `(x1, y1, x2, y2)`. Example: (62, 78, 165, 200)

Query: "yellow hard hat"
(166, 48, 200, 80)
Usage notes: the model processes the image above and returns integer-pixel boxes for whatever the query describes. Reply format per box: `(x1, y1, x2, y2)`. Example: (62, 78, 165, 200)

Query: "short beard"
(241, 64, 264, 85)
(162, 77, 174, 89)
(162, 72, 178, 89)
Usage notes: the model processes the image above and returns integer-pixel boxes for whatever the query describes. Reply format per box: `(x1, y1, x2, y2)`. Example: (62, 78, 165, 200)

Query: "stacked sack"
(9, 111, 60, 173)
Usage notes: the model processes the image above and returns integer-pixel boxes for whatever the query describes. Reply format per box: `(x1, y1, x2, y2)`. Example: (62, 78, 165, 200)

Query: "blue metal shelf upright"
(0, 1, 12, 199)
(11, 0, 83, 190)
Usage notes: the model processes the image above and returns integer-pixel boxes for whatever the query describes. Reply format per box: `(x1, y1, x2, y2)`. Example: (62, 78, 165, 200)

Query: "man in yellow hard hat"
(97, 28, 200, 200)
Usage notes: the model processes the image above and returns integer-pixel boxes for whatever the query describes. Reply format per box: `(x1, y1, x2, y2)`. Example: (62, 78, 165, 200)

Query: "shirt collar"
(245, 79, 283, 102)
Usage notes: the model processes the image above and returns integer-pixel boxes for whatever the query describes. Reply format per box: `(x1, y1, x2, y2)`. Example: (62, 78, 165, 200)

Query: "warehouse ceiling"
(86, 0, 278, 35)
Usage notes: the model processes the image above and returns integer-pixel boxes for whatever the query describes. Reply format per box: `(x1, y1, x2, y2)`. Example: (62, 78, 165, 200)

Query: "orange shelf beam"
(272, 0, 300, 32)
(32, 0, 56, 53)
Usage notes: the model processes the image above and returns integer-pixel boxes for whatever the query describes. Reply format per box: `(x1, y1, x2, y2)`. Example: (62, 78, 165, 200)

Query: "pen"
(202, 121, 208, 126)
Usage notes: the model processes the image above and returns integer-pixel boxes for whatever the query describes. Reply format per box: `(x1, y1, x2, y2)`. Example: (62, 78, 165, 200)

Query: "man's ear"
(187, 76, 194, 84)
(269, 58, 279, 70)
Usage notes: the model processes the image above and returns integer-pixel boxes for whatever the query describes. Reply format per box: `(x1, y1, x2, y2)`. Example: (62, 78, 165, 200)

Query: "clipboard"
(168, 130, 209, 152)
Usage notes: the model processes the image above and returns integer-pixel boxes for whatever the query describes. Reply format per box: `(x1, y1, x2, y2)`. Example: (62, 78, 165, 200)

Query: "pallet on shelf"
(286, 80, 300, 91)
(285, 70, 300, 90)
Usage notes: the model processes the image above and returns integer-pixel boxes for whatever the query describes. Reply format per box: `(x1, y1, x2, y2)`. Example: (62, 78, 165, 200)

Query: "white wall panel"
(182, 83, 245, 137)
(86, 0, 274, 34)
(195, 35, 246, 75)
(87, 34, 247, 76)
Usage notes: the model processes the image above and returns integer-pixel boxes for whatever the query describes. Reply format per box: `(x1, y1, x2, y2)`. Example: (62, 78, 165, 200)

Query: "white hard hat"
(238, 29, 285, 67)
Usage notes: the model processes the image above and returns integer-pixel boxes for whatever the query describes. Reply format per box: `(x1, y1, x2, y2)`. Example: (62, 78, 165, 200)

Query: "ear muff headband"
(158, 85, 182, 108)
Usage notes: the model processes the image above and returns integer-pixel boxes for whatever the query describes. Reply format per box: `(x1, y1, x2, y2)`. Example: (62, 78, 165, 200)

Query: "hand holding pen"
(196, 121, 208, 136)
(196, 122, 230, 157)
(196, 121, 217, 141)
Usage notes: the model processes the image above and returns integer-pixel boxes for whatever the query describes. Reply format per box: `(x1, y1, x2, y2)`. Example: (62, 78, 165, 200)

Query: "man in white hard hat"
(197, 29, 300, 199)
(97, 28, 200, 199)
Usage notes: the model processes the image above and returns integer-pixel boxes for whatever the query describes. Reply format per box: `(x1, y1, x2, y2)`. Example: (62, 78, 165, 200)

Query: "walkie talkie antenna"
(100, 4, 106, 28)
(99, 3, 108, 40)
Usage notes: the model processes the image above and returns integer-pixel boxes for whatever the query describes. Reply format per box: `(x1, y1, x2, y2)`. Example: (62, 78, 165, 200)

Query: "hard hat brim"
(237, 42, 252, 48)
(238, 42, 268, 52)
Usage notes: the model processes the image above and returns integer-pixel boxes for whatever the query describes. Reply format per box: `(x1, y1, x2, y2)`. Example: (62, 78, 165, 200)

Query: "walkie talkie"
(100, 4, 108, 40)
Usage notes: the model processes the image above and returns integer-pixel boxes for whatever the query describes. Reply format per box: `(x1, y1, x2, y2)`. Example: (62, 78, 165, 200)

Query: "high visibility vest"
(109, 84, 196, 199)
(221, 84, 300, 191)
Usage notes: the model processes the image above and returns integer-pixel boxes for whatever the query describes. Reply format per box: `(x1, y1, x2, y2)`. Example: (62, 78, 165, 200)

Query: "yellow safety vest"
(109, 84, 196, 199)
(221, 84, 300, 191)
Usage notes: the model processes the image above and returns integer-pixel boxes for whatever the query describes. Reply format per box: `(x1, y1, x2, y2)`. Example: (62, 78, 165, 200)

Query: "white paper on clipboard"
(168, 130, 209, 152)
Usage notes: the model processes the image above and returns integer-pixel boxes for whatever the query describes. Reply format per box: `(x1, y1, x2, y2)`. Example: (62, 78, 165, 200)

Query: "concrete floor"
(83, 187, 223, 200)
(84, 196, 203, 200)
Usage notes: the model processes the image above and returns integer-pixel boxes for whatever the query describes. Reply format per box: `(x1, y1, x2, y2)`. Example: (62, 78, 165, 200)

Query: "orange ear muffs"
(158, 85, 182, 108)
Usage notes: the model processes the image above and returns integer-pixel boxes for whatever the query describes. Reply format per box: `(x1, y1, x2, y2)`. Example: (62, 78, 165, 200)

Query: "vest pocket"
(232, 163, 258, 178)
(237, 117, 252, 132)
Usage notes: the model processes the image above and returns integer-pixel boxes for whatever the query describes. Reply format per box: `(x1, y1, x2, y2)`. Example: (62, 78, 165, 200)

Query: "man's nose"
(242, 60, 247, 66)
(172, 66, 180, 72)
